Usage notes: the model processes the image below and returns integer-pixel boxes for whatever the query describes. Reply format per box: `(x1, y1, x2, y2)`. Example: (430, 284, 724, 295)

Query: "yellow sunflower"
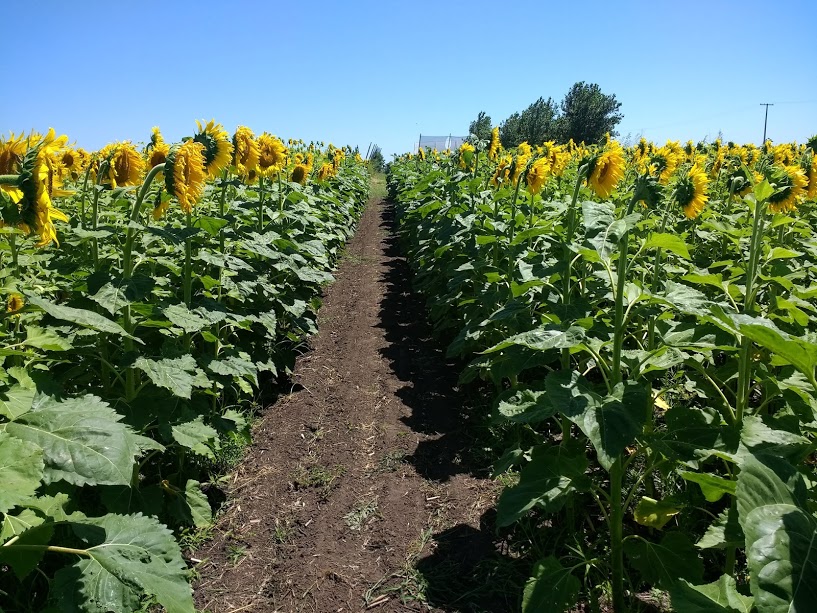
(526, 157, 551, 195)
(318, 162, 334, 181)
(488, 127, 501, 161)
(16, 135, 72, 247)
(0, 132, 27, 203)
(291, 163, 310, 185)
(458, 142, 475, 169)
(766, 164, 807, 214)
(232, 126, 259, 178)
(98, 142, 145, 188)
(673, 164, 709, 219)
(194, 119, 233, 178)
(165, 141, 207, 214)
(491, 155, 512, 187)
(6, 293, 24, 314)
(257, 133, 288, 176)
(145, 141, 170, 172)
(511, 142, 533, 183)
(587, 142, 625, 199)
(803, 154, 816, 200)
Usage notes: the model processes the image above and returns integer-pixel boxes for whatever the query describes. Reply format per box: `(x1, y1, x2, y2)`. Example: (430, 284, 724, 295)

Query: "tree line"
(468, 82, 623, 148)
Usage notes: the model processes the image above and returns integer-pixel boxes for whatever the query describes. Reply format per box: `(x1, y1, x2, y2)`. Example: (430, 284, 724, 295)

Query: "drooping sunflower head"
(6, 293, 24, 314)
(458, 142, 476, 170)
(804, 152, 817, 200)
(318, 162, 334, 181)
(510, 142, 533, 183)
(257, 133, 288, 176)
(193, 119, 233, 178)
(491, 155, 512, 187)
(98, 142, 145, 188)
(765, 164, 807, 214)
(291, 163, 310, 185)
(0, 132, 26, 175)
(232, 126, 259, 177)
(806, 134, 817, 154)
(164, 141, 207, 214)
(145, 140, 170, 176)
(16, 139, 71, 247)
(147, 126, 165, 151)
(488, 127, 501, 161)
(586, 141, 626, 199)
(673, 164, 709, 219)
(58, 148, 88, 180)
(526, 157, 551, 195)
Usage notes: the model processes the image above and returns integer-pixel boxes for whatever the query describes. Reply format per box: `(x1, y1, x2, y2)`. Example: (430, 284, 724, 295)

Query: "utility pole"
(760, 103, 774, 144)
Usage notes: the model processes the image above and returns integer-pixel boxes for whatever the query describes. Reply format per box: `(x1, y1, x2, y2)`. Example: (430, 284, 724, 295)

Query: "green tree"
(519, 96, 559, 146)
(468, 111, 493, 141)
(557, 82, 623, 144)
(500, 112, 524, 148)
(369, 145, 384, 172)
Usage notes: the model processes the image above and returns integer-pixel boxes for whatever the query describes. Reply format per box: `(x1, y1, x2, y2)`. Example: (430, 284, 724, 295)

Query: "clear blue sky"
(3, 0, 815, 159)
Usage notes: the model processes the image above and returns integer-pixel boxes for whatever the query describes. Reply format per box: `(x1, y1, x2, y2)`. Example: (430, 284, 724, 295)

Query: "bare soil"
(193, 196, 519, 613)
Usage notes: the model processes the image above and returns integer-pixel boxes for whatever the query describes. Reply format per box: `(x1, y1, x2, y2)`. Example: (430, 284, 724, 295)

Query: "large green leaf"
(495, 383, 556, 424)
(496, 445, 589, 527)
(0, 384, 36, 421)
(633, 496, 681, 529)
(6, 395, 139, 486)
(0, 522, 54, 579)
(171, 417, 219, 459)
(547, 371, 647, 470)
(522, 557, 580, 613)
(25, 295, 140, 341)
(736, 455, 817, 612)
(679, 471, 736, 503)
(644, 232, 691, 259)
(23, 326, 73, 351)
(671, 575, 754, 612)
(0, 432, 44, 513)
(134, 355, 203, 399)
(743, 505, 817, 613)
(698, 508, 744, 550)
(624, 532, 704, 588)
(481, 326, 586, 353)
(53, 513, 194, 613)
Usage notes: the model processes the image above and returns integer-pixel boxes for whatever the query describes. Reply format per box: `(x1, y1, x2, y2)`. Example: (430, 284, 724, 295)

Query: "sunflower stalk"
(257, 175, 265, 232)
(121, 163, 165, 400)
(90, 159, 110, 270)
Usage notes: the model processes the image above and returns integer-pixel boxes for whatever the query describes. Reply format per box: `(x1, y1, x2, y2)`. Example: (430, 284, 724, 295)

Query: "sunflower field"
(0, 123, 368, 612)
(388, 132, 817, 612)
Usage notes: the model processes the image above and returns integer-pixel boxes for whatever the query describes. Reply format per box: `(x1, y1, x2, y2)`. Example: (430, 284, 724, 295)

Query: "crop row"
(0, 124, 369, 612)
(389, 134, 817, 612)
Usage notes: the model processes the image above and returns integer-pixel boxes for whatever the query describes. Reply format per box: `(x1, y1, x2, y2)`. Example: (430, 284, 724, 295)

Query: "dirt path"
(193, 193, 514, 612)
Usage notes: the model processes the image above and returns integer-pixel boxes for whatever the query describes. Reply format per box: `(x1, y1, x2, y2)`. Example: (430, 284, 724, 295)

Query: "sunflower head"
(586, 142, 626, 199)
(672, 164, 709, 219)
(6, 293, 24, 314)
(526, 157, 551, 195)
(147, 126, 165, 151)
(15, 138, 70, 247)
(765, 164, 807, 214)
(165, 141, 207, 214)
(458, 142, 475, 170)
(257, 133, 288, 176)
(488, 127, 501, 161)
(232, 126, 259, 177)
(98, 142, 145, 188)
(318, 162, 334, 181)
(193, 119, 233, 178)
(806, 135, 817, 154)
(291, 163, 309, 185)
(145, 141, 170, 171)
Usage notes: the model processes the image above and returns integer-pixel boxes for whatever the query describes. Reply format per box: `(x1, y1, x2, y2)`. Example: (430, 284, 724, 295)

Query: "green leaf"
(633, 496, 681, 529)
(644, 232, 691, 259)
(134, 355, 199, 399)
(743, 504, 817, 613)
(194, 215, 228, 236)
(679, 471, 737, 503)
(6, 395, 138, 486)
(522, 556, 580, 613)
(495, 383, 556, 424)
(754, 180, 774, 202)
(732, 316, 817, 383)
(0, 522, 54, 579)
(0, 384, 36, 420)
(482, 326, 585, 354)
(88, 282, 130, 315)
(23, 326, 73, 351)
(671, 575, 754, 612)
(698, 508, 744, 550)
(184, 480, 212, 528)
(58, 513, 194, 613)
(171, 417, 218, 459)
(25, 295, 140, 341)
(1, 508, 45, 543)
(496, 445, 589, 527)
(547, 371, 647, 471)
(0, 432, 44, 513)
(624, 532, 704, 588)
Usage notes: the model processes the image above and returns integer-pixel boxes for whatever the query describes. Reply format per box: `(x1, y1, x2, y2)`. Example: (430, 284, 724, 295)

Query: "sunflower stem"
(184, 212, 193, 307)
(257, 175, 265, 232)
(278, 171, 284, 213)
(121, 163, 165, 401)
(79, 162, 92, 229)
